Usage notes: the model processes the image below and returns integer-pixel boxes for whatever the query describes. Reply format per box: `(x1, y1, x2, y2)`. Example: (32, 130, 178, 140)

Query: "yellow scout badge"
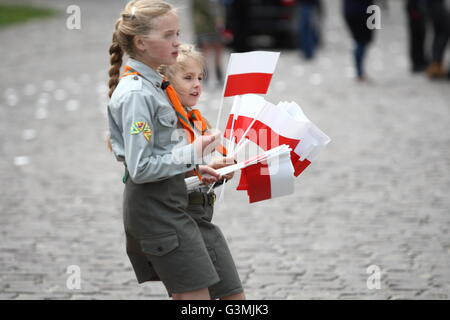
(130, 121, 152, 142)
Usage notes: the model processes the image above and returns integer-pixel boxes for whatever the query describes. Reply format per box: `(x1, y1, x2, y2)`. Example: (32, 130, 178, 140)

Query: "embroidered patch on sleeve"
(130, 121, 152, 142)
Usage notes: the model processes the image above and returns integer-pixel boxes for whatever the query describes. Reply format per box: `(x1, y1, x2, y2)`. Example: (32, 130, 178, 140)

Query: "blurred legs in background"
(193, 0, 226, 87)
(405, 0, 428, 73)
(298, 1, 320, 60)
(354, 41, 367, 79)
(425, 0, 449, 79)
(343, 0, 374, 81)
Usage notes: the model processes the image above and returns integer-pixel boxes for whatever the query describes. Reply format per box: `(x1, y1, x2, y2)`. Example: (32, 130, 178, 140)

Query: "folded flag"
(225, 94, 330, 177)
(278, 101, 331, 175)
(184, 144, 293, 199)
(225, 95, 303, 151)
(223, 51, 280, 97)
(238, 145, 294, 203)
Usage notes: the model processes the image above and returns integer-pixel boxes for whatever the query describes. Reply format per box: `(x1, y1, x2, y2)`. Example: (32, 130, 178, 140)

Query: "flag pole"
(209, 55, 233, 196)
(226, 95, 242, 154)
(233, 138, 250, 156)
(214, 55, 233, 131)
(221, 94, 244, 202)
(231, 103, 269, 156)
(214, 92, 226, 130)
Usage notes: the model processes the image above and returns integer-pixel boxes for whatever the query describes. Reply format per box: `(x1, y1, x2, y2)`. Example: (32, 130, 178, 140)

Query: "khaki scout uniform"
(108, 58, 219, 295)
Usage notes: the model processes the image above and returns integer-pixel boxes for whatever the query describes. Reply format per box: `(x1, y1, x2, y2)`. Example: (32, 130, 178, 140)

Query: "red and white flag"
(225, 95, 307, 174)
(225, 94, 330, 177)
(184, 144, 294, 203)
(223, 51, 280, 97)
(237, 147, 295, 203)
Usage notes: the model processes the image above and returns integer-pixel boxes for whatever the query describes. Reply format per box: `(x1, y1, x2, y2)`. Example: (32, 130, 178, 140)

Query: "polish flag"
(238, 148, 294, 203)
(223, 51, 280, 97)
(184, 144, 295, 203)
(225, 94, 330, 177)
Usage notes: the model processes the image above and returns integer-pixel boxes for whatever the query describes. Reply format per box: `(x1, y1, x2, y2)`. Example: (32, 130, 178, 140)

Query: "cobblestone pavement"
(1, 0, 449, 300)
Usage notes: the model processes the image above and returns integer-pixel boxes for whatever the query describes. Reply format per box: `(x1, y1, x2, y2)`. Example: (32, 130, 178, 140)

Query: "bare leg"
(220, 292, 246, 300)
(172, 287, 211, 300)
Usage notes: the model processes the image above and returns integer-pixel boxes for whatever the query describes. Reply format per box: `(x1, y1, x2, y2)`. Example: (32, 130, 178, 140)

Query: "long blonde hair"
(108, 0, 174, 98)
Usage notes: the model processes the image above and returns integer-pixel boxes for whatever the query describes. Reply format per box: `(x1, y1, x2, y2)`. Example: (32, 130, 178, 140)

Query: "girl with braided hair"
(107, 0, 229, 300)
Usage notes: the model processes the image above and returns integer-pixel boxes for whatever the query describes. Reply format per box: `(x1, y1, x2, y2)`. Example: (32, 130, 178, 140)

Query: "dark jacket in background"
(343, 0, 375, 44)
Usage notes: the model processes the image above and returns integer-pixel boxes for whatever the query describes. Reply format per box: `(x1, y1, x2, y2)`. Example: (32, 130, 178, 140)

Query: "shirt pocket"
(156, 110, 178, 145)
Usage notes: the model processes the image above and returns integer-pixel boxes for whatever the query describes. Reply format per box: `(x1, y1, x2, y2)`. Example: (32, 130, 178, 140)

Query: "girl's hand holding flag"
(208, 156, 237, 181)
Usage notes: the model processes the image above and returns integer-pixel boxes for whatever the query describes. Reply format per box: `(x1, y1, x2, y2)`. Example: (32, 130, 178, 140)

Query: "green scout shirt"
(108, 58, 199, 184)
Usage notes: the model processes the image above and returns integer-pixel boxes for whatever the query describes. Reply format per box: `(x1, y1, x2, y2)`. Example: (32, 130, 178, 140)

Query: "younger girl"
(159, 44, 245, 300)
(107, 0, 224, 300)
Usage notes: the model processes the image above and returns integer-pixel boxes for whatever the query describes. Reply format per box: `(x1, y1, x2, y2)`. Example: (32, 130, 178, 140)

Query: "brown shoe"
(426, 62, 447, 79)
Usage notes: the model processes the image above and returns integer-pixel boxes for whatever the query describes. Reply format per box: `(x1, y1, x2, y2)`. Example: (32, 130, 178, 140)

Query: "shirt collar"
(127, 58, 163, 88)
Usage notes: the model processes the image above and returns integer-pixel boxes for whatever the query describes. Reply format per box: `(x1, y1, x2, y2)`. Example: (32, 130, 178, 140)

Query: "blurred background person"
(228, 0, 251, 52)
(192, 0, 226, 87)
(342, 0, 375, 82)
(405, 0, 428, 73)
(297, 0, 323, 60)
(424, 0, 449, 79)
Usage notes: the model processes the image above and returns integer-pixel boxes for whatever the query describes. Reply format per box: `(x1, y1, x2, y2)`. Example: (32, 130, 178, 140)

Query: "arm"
(121, 91, 198, 184)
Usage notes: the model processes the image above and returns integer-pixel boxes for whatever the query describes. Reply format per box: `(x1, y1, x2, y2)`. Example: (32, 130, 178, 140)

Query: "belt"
(188, 192, 216, 206)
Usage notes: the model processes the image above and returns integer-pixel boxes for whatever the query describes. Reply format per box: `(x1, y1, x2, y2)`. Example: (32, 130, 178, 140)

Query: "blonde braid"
(108, 23, 123, 98)
(106, 0, 174, 152)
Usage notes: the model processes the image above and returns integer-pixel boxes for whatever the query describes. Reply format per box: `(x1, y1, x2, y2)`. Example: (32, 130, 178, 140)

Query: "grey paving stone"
(1, 0, 449, 300)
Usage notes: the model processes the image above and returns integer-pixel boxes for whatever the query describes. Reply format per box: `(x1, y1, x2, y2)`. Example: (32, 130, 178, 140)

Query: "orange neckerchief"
(164, 82, 228, 157)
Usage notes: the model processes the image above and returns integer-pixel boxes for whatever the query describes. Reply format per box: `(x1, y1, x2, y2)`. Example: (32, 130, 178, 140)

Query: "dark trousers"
(232, 0, 251, 52)
(298, 4, 319, 59)
(427, 0, 450, 63)
(406, 0, 449, 66)
(406, 0, 428, 70)
(354, 42, 367, 78)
